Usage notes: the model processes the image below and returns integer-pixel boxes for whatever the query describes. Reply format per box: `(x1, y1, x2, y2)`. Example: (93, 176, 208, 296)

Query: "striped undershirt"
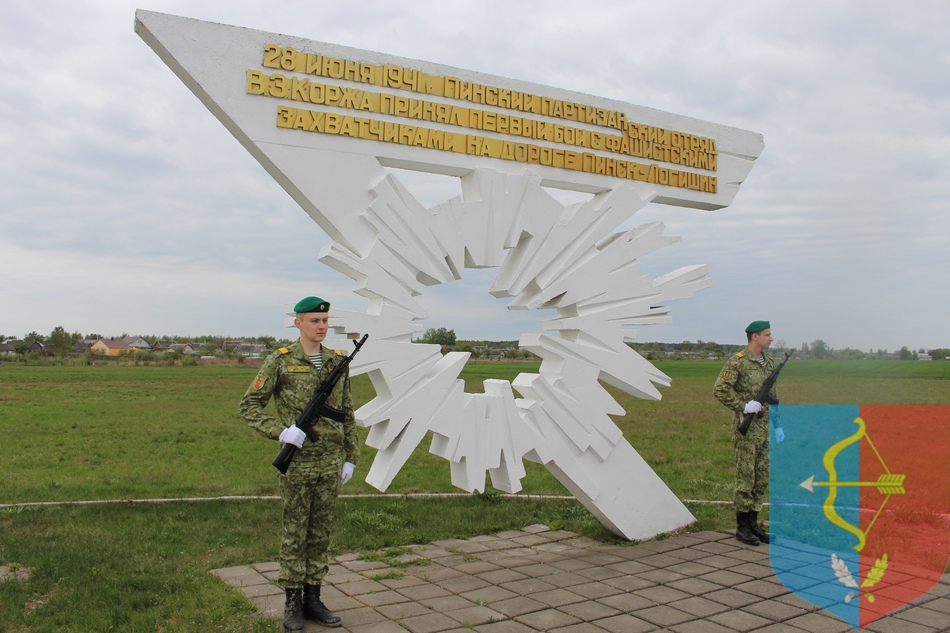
(309, 353, 322, 373)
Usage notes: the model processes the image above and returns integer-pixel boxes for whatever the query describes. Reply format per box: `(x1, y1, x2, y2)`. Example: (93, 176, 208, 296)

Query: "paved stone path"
(212, 525, 950, 632)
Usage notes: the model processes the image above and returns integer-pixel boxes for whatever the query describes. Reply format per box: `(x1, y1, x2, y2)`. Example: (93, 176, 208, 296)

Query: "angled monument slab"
(136, 10, 764, 540)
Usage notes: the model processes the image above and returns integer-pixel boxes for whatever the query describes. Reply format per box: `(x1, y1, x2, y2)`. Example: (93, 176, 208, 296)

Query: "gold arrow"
(800, 473, 905, 495)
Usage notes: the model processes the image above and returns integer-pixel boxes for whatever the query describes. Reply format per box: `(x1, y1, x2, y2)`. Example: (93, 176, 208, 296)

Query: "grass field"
(1, 359, 947, 631)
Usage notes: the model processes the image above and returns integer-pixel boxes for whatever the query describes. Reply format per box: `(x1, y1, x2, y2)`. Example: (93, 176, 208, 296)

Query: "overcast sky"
(2, 1, 948, 352)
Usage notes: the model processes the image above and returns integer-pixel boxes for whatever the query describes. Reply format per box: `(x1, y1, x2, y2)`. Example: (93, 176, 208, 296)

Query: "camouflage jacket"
(239, 341, 359, 465)
(713, 347, 778, 427)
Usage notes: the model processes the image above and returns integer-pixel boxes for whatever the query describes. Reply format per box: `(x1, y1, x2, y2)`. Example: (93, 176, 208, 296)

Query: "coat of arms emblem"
(770, 405, 949, 630)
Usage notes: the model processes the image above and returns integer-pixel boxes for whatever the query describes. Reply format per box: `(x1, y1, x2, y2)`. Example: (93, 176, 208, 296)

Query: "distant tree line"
(628, 339, 949, 361)
(0, 326, 295, 361)
(412, 328, 533, 360)
(4, 326, 947, 361)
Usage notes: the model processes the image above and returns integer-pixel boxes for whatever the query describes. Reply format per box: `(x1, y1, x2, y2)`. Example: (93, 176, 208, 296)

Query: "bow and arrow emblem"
(800, 415, 900, 604)
(799, 416, 906, 553)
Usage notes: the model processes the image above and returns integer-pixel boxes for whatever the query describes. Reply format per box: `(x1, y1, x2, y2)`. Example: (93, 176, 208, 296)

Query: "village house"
(91, 336, 151, 356)
(72, 339, 98, 353)
(473, 345, 514, 359)
(223, 340, 272, 358)
(151, 340, 175, 352)
(168, 343, 197, 356)
(1, 339, 44, 355)
(235, 342, 270, 358)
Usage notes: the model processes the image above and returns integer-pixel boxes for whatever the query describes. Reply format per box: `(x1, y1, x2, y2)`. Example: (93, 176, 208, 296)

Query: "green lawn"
(1, 360, 946, 505)
(0, 359, 947, 631)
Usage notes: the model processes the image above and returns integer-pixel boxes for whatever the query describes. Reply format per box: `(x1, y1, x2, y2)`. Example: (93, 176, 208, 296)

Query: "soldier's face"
(295, 312, 329, 345)
(753, 329, 773, 348)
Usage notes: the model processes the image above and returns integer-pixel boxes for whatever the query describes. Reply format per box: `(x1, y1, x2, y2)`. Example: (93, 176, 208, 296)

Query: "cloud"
(1, 0, 947, 353)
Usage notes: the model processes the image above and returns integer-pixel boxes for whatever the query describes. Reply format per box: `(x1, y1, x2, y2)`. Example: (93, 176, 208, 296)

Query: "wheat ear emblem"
(831, 553, 888, 603)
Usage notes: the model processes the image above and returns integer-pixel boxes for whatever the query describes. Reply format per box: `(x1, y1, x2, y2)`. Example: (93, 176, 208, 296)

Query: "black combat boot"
(735, 512, 760, 546)
(304, 584, 342, 627)
(283, 588, 305, 631)
(748, 510, 771, 544)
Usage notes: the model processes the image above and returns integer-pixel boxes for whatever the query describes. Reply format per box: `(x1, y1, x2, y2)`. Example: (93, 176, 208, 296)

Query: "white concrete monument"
(136, 10, 764, 540)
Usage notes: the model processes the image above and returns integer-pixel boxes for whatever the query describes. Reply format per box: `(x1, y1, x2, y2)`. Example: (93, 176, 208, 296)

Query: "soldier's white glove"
(775, 427, 785, 443)
(341, 462, 355, 485)
(279, 425, 306, 448)
(743, 400, 763, 414)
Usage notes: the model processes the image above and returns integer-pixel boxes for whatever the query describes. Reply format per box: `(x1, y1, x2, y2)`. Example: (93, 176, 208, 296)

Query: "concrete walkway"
(212, 526, 950, 632)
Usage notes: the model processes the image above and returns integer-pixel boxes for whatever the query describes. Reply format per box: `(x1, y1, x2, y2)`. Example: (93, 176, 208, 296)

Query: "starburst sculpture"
(318, 168, 708, 539)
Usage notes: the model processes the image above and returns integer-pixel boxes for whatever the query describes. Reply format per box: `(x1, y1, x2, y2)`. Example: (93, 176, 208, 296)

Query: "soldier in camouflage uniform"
(714, 320, 785, 546)
(240, 296, 359, 630)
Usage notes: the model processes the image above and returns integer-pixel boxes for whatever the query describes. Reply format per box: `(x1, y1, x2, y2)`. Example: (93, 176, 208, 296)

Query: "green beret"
(745, 320, 770, 334)
(293, 296, 330, 313)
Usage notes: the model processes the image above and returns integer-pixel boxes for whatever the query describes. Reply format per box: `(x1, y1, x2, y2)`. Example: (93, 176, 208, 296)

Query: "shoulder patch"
(278, 347, 289, 354)
(736, 352, 745, 358)
(253, 373, 267, 390)
(335, 349, 344, 356)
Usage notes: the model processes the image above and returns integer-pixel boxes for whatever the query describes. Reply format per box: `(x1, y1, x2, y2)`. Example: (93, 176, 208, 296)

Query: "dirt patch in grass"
(0, 564, 31, 582)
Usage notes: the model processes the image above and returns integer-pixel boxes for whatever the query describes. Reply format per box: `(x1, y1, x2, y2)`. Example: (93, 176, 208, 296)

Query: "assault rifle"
(272, 333, 369, 474)
(737, 349, 793, 436)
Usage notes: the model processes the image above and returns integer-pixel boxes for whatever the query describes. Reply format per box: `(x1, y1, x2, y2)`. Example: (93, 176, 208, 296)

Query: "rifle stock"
(737, 350, 793, 436)
(272, 333, 368, 474)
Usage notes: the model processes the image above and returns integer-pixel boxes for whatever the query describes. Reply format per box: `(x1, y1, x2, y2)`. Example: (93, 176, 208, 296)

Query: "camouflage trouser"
(733, 417, 770, 512)
(278, 453, 344, 588)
